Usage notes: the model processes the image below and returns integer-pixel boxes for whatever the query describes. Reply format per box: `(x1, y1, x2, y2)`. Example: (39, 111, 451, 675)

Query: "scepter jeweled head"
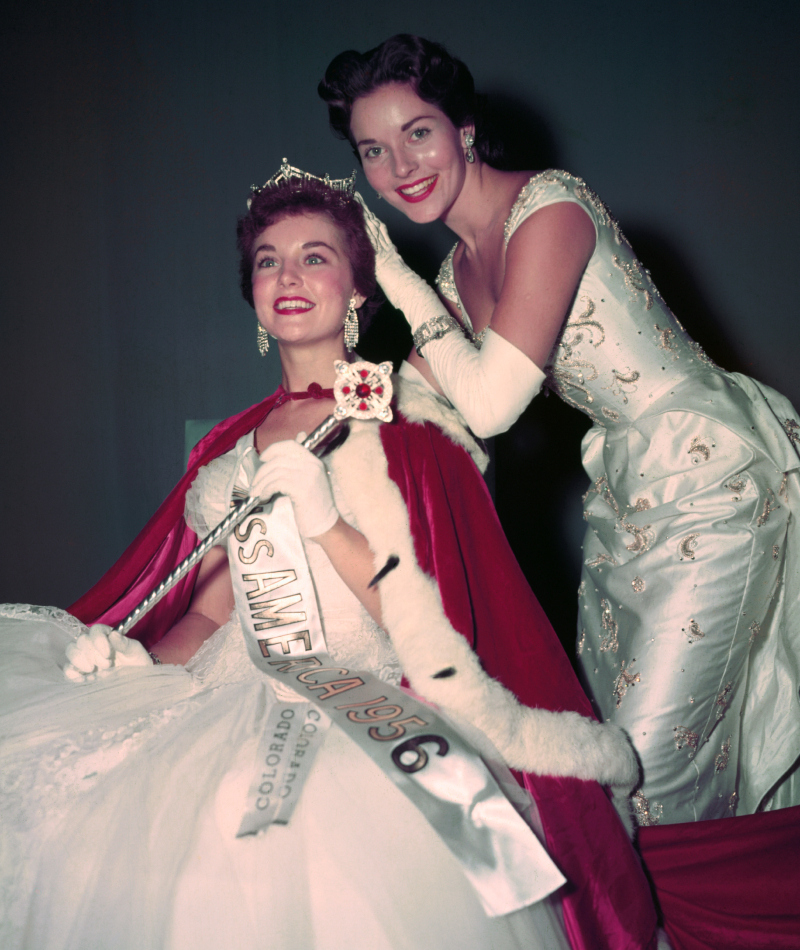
(333, 360, 393, 422)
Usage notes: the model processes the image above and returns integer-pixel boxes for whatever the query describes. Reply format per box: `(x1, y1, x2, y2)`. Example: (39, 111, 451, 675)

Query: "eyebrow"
(253, 241, 340, 255)
(356, 114, 437, 148)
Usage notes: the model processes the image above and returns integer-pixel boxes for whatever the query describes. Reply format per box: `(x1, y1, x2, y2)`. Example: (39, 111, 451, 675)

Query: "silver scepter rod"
(113, 360, 393, 638)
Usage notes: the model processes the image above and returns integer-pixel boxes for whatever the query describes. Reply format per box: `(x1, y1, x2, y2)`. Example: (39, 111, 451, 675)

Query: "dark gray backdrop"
(2, 0, 798, 651)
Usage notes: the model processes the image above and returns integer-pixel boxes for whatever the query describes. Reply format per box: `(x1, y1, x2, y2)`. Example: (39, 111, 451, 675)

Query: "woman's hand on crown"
(355, 193, 446, 333)
(355, 192, 399, 268)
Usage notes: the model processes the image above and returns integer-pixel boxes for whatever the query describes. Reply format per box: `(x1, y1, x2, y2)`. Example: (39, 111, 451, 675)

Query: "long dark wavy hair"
(319, 34, 503, 167)
(236, 177, 379, 328)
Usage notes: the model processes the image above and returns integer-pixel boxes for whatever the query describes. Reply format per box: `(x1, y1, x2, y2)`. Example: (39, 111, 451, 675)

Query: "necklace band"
(274, 382, 335, 408)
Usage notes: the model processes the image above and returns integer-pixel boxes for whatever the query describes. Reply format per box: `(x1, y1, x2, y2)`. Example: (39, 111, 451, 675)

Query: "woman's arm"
(151, 545, 235, 665)
(132, 451, 386, 665)
(307, 518, 383, 625)
(404, 294, 457, 395)
(490, 202, 596, 368)
(366, 200, 595, 437)
(406, 339, 445, 394)
(63, 545, 234, 678)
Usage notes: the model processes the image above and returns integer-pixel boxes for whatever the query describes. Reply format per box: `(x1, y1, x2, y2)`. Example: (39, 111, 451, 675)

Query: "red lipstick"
(273, 296, 314, 313)
(395, 175, 438, 203)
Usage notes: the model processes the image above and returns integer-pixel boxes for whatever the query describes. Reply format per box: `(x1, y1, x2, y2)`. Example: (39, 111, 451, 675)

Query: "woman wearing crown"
(0, 164, 660, 950)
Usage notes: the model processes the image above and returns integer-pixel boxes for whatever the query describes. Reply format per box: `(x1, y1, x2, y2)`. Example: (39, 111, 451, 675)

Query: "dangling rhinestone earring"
(464, 132, 476, 164)
(256, 323, 270, 356)
(344, 297, 359, 352)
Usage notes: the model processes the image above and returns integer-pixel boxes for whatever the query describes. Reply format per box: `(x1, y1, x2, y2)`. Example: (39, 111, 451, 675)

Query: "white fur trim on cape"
(394, 371, 489, 473)
(329, 392, 639, 805)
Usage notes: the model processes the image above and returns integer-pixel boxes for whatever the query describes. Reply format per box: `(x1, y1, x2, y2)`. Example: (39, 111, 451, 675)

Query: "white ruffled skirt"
(0, 605, 569, 950)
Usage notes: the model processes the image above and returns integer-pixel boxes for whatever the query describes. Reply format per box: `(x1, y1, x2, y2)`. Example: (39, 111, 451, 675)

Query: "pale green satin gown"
(437, 169, 800, 825)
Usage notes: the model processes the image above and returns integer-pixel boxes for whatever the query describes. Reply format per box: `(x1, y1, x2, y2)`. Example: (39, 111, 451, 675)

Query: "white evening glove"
(251, 436, 339, 539)
(420, 328, 545, 438)
(64, 624, 151, 682)
(358, 195, 544, 438)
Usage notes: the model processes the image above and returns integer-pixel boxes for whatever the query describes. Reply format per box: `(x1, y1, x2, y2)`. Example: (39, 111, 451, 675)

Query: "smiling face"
(350, 82, 473, 224)
(251, 212, 365, 352)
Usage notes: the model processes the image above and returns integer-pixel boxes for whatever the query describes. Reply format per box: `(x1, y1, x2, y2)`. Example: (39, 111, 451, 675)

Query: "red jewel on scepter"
(333, 361, 393, 422)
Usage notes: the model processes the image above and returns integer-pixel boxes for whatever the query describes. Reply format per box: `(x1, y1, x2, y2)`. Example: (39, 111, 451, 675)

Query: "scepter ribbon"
(113, 360, 393, 637)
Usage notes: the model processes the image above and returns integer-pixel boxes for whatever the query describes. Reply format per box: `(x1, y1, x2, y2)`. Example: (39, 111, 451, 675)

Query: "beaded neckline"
(502, 170, 553, 245)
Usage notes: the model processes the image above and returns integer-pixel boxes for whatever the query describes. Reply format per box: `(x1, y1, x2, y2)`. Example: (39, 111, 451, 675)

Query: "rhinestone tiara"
(248, 158, 357, 208)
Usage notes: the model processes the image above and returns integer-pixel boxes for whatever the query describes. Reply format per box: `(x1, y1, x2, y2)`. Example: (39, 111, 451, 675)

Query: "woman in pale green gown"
(319, 33, 800, 827)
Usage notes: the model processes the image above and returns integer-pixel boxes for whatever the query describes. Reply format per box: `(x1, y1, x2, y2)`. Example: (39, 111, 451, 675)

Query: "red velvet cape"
(71, 390, 659, 949)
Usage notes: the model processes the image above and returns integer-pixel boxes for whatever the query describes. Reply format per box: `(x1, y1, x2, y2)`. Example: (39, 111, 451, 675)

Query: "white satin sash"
(227, 493, 565, 917)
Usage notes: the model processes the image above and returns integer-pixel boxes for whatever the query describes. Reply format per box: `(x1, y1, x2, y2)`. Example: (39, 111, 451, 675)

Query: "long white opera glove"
(251, 436, 339, 539)
(358, 195, 544, 438)
(64, 624, 151, 682)
(422, 328, 545, 438)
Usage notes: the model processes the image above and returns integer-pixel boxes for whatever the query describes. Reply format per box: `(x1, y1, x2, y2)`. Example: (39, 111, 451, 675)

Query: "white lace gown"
(0, 436, 569, 950)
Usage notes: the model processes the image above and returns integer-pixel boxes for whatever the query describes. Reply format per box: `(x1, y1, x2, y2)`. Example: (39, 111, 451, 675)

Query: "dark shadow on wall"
(480, 88, 562, 172)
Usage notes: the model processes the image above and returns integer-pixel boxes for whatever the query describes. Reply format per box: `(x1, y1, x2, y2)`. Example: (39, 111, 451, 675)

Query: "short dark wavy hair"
(236, 177, 379, 328)
(319, 34, 502, 167)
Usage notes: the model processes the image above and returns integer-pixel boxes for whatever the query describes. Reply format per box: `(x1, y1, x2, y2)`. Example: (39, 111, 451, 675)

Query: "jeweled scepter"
(113, 360, 393, 637)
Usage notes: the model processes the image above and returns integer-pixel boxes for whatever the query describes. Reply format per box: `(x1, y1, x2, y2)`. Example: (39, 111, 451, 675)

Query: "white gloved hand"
(64, 624, 151, 683)
(251, 435, 339, 539)
(355, 193, 399, 268)
(356, 192, 443, 332)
